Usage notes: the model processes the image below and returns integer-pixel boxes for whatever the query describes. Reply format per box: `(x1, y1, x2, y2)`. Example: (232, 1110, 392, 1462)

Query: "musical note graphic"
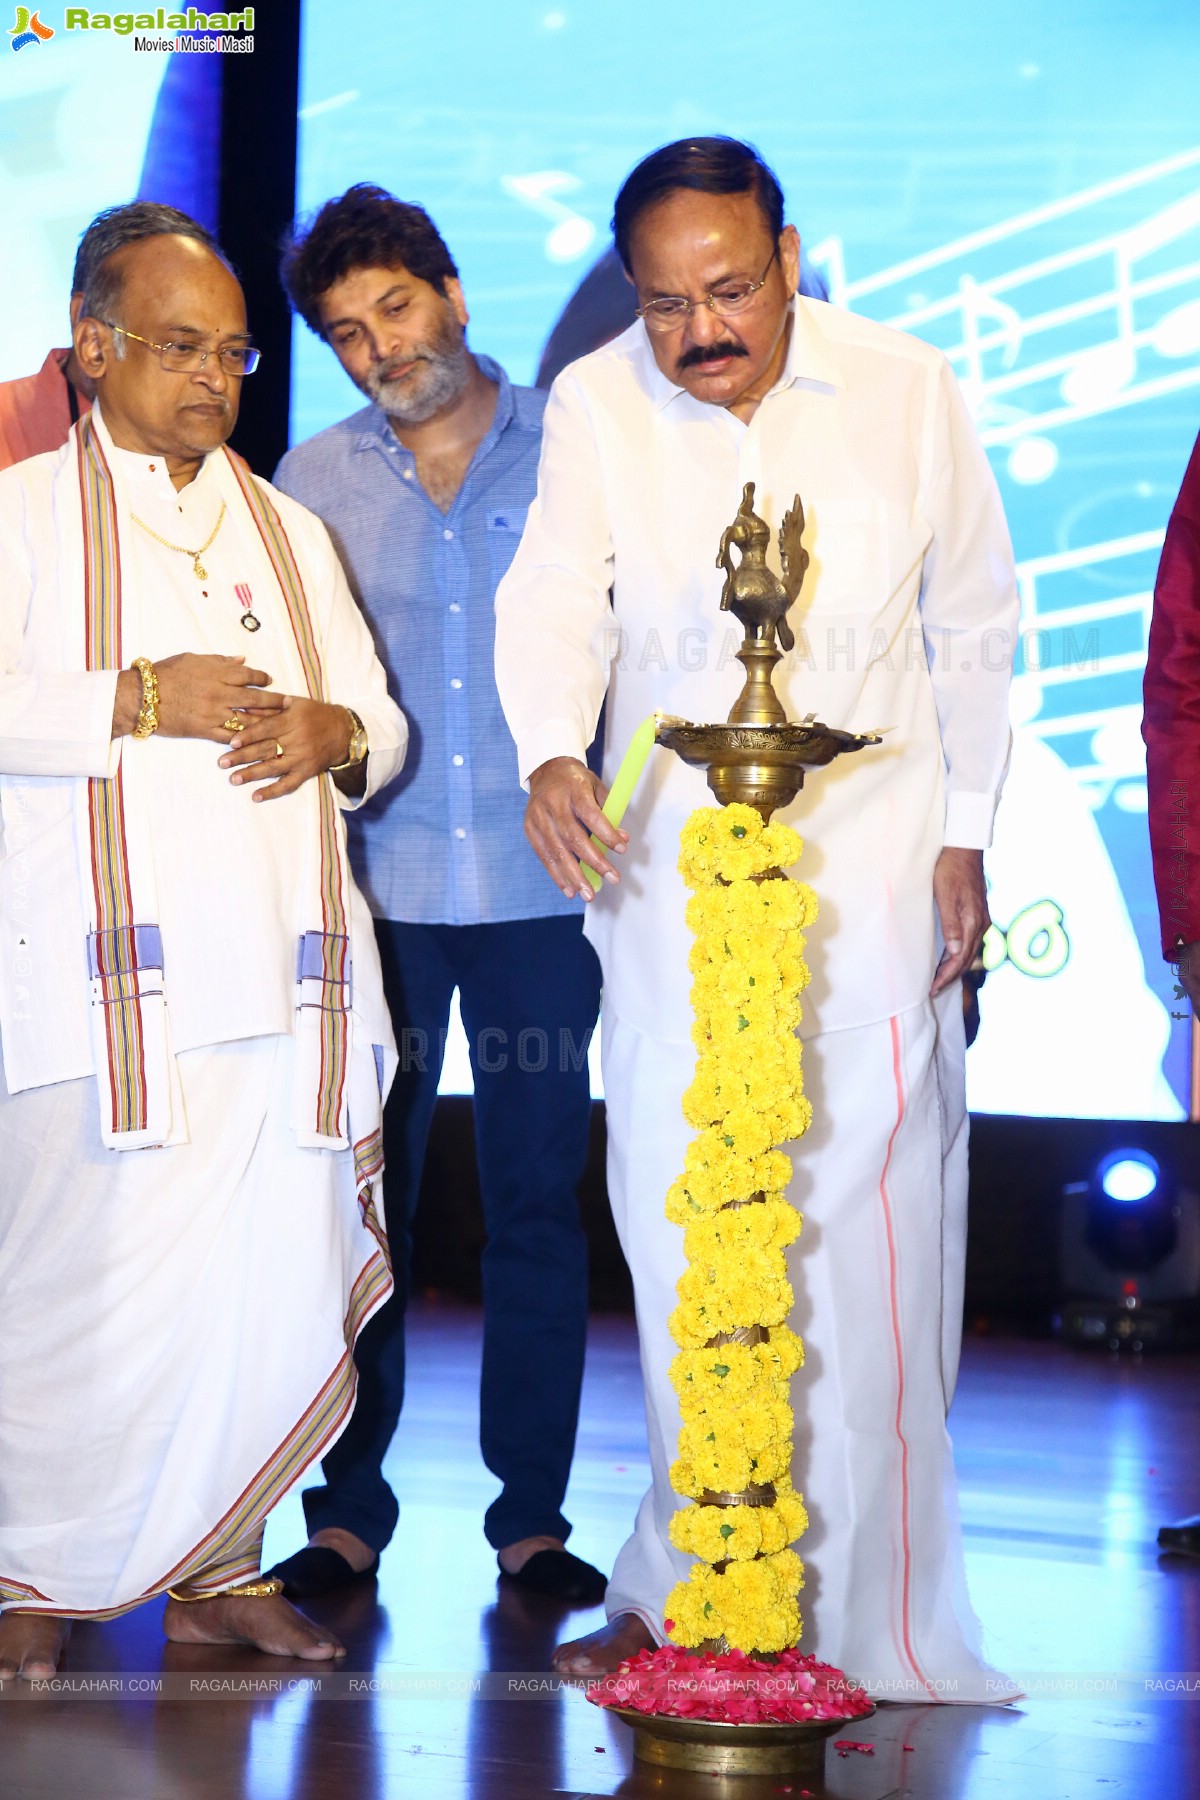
(1012, 527, 1164, 808)
(812, 148, 1199, 1114)
(818, 146, 1200, 447)
(819, 156, 1194, 802)
(1059, 190, 1200, 408)
(959, 275, 1023, 410)
(501, 172, 597, 264)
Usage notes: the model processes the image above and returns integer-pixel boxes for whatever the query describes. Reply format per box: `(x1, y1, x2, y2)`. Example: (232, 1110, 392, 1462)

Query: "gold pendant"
(193, 558, 207, 580)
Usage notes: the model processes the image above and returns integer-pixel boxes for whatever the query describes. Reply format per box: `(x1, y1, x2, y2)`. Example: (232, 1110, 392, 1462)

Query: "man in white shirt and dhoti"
(0, 206, 407, 1679)
(495, 137, 1020, 1700)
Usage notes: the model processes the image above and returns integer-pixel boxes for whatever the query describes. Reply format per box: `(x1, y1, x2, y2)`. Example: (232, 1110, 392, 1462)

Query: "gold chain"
(131, 499, 227, 580)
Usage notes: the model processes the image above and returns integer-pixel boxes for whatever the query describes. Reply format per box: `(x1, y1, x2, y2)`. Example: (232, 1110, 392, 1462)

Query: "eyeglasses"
(634, 249, 779, 331)
(102, 323, 261, 376)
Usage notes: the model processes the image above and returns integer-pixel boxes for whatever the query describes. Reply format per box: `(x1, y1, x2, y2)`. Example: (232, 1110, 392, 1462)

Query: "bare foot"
(551, 1611, 655, 1676)
(497, 1534, 565, 1576)
(163, 1593, 345, 1660)
(0, 1614, 72, 1681)
(308, 1527, 377, 1575)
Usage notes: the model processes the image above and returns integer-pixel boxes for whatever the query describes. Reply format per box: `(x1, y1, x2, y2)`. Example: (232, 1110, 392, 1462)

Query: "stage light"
(1098, 1151, 1160, 1204)
(1058, 1144, 1200, 1351)
(1087, 1151, 1175, 1274)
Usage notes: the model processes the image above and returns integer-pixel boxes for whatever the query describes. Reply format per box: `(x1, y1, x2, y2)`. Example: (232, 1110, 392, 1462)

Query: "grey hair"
(75, 201, 227, 325)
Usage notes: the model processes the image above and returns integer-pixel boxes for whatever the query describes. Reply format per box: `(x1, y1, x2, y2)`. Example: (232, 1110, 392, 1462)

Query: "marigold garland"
(661, 802, 817, 1656)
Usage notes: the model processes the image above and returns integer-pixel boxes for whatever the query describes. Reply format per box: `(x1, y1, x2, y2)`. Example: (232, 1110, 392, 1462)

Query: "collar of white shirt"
(636, 295, 846, 413)
(89, 400, 222, 513)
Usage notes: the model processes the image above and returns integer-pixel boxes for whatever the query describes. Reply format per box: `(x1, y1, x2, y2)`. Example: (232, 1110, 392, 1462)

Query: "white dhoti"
(602, 987, 1015, 1703)
(0, 1034, 390, 1617)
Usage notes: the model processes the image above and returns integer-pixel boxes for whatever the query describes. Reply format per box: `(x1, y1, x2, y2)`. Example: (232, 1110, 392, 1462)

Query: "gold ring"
(223, 715, 242, 733)
(275, 741, 284, 758)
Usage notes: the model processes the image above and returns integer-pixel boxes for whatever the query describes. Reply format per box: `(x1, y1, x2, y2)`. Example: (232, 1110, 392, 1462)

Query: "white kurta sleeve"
(0, 495, 121, 779)
(917, 355, 1019, 850)
(284, 500, 408, 810)
(494, 372, 616, 786)
(0, 669, 121, 778)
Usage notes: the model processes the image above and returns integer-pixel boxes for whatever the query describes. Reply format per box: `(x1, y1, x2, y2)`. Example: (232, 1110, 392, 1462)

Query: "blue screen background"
(294, 0, 1200, 1117)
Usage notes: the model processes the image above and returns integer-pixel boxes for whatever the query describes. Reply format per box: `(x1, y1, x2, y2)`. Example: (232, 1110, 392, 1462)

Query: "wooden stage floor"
(4, 1304, 1200, 1798)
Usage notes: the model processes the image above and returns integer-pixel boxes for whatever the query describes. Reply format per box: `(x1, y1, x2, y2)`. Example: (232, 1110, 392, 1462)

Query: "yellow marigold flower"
(793, 881, 819, 926)
(681, 1200, 800, 1271)
(770, 1480, 810, 1545)
(682, 1069, 724, 1130)
(760, 822, 803, 868)
(663, 1572, 713, 1644)
(679, 804, 769, 887)
(669, 1273, 794, 1346)
(674, 1427, 755, 1492)
(716, 1103, 774, 1159)
(773, 1094, 814, 1145)
(664, 1172, 733, 1223)
(665, 1550, 806, 1652)
(669, 1454, 705, 1499)
(670, 1333, 801, 1407)
(690, 966, 723, 1014)
(681, 1131, 769, 1206)
(759, 1327, 805, 1379)
(716, 1550, 805, 1652)
(670, 1502, 764, 1563)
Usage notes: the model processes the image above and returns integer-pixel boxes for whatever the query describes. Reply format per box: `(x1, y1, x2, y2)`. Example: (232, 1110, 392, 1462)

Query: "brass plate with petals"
(609, 1703, 874, 1774)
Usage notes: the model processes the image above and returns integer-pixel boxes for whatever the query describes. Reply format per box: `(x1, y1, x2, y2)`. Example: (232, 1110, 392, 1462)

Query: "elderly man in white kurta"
(495, 138, 1019, 1700)
(0, 215, 407, 1679)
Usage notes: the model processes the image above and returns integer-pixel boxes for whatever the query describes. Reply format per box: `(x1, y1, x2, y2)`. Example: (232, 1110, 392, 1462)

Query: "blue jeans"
(302, 914, 601, 1553)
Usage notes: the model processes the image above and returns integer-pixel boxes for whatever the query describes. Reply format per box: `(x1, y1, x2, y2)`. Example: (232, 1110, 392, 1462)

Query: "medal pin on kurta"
(235, 583, 262, 632)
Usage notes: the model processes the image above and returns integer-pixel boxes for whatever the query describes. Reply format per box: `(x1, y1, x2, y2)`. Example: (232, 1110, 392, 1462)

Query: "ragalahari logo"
(9, 6, 54, 48)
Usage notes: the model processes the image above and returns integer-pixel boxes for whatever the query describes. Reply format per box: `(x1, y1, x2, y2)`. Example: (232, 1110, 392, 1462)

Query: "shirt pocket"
(486, 507, 530, 587)
(796, 498, 889, 616)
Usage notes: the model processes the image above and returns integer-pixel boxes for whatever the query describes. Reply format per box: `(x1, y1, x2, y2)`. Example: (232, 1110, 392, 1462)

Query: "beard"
(361, 307, 471, 424)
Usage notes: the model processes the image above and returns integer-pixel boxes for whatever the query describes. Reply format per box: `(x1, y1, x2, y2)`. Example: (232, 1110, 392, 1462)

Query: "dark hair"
(280, 184, 459, 334)
(611, 136, 785, 275)
(74, 202, 224, 320)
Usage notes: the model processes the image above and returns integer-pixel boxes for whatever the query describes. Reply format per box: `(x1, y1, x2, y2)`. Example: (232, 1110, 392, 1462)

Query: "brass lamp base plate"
(655, 716, 880, 769)
(610, 1704, 873, 1775)
(655, 716, 881, 817)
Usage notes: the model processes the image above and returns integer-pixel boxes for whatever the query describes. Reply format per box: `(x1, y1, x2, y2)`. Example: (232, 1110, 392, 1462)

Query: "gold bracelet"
(166, 1576, 284, 1602)
(131, 656, 160, 740)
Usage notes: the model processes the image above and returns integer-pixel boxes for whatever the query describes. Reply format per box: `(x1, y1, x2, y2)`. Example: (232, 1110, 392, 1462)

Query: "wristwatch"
(329, 707, 368, 772)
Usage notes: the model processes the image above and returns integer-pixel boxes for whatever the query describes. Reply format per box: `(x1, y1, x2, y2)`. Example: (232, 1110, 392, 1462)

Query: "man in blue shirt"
(268, 185, 605, 1606)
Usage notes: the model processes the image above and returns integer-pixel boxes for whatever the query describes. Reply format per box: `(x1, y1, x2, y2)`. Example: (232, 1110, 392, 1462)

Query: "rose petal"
(588, 1647, 874, 1724)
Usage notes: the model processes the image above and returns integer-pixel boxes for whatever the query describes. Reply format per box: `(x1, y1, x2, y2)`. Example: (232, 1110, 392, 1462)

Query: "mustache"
(677, 341, 750, 372)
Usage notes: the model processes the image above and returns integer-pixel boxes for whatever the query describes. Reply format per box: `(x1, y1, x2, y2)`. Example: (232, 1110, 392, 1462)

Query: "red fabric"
(1143, 428, 1200, 957)
(0, 349, 90, 472)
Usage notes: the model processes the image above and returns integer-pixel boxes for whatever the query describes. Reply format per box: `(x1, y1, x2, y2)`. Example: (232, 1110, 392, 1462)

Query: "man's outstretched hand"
(931, 846, 989, 997)
(525, 756, 628, 901)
